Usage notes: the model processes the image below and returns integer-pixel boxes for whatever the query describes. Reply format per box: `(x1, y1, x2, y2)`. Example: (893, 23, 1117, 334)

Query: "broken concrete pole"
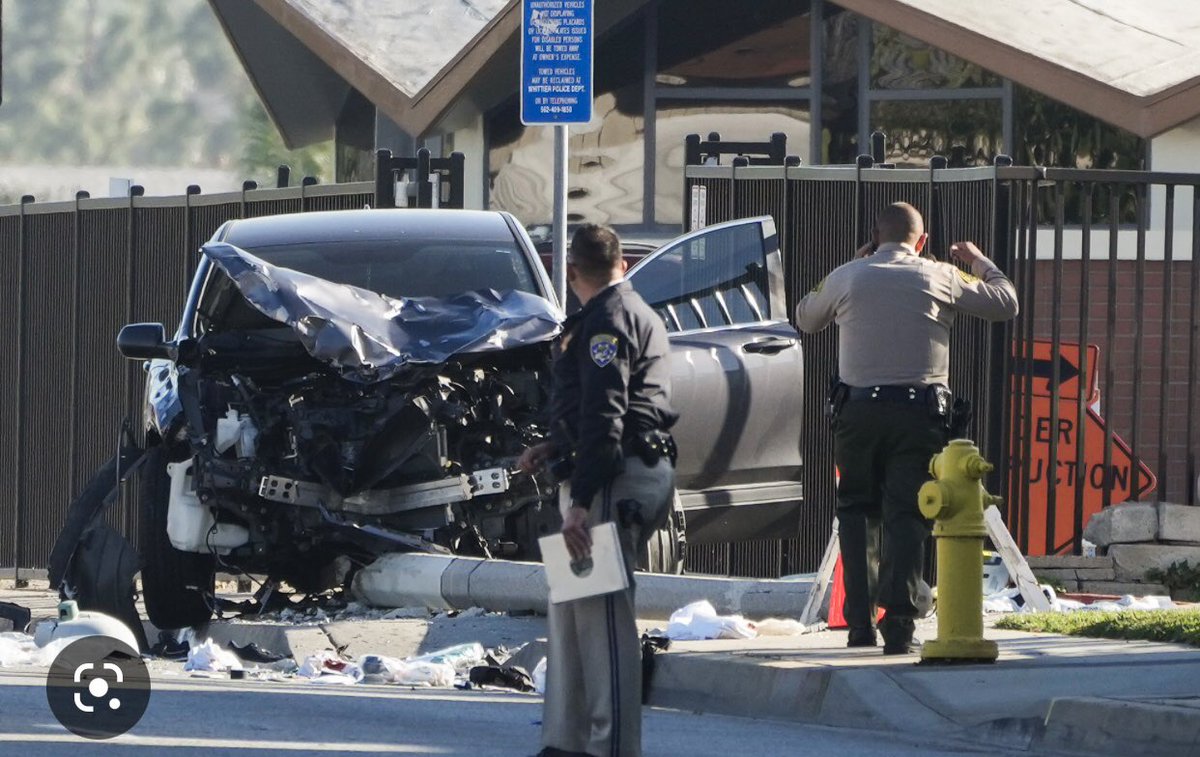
(352, 553, 813, 620)
(1082, 503, 1158, 547)
(1108, 544, 1200, 580)
(1157, 503, 1200, 544)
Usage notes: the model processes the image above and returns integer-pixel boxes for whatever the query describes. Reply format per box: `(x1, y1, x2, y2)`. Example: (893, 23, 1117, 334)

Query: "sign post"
(521, 0, 594, 308)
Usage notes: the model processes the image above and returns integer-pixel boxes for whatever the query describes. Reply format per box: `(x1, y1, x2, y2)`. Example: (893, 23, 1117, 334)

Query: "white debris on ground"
(360, 654, 455, 686)
(665, 600, 758, 641)
(0, 632, 70, 667)
(185, 638, 243, 673)
(983, 585, 1177, 614)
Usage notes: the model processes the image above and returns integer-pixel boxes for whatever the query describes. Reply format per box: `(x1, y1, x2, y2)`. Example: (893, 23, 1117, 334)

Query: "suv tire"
(640, 492, 686, 574)
(138, 445, 216, 629)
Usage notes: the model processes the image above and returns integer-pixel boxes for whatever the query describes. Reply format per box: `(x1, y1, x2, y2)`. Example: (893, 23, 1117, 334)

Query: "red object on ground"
(828, 554, 886, 629)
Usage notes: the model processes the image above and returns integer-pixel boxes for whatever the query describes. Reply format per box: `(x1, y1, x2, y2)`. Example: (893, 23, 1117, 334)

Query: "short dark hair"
(568, 224, 622, 280)
(874, 202, 925, 245)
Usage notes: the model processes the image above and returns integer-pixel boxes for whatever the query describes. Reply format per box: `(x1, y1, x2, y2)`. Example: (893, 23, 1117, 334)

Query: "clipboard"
(539, 521, 629, 603)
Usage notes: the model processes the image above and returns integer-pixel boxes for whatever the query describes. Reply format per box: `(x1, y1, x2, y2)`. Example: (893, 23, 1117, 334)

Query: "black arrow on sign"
(1013, 353, 1079, 388)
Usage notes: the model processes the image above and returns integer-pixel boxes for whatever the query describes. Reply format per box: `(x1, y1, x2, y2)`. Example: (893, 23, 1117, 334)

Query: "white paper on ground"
(666, 600, 757, 641)
(185, 638, 242, 672)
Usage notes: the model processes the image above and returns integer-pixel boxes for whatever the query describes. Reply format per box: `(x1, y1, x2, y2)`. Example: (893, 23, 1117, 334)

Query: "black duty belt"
(623, 430, 677, 467)
(846, 384, 929, 403)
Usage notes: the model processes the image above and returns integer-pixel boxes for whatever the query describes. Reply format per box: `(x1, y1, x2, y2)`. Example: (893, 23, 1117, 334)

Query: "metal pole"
(553, 124, 569, 308)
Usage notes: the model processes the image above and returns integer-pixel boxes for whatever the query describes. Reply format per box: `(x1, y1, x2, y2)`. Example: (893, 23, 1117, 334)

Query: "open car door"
(627, 216, 803, 544)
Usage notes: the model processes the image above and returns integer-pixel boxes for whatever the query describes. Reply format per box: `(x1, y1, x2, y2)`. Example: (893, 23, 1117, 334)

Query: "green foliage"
(238, 100, 334, 189)
(995, 609, 1200, 647)
(0, 0, 331, 185)
(1147, 561, 1200, 602)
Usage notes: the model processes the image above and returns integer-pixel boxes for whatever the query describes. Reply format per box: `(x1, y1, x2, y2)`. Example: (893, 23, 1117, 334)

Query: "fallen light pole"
(351, 553, 813, 621)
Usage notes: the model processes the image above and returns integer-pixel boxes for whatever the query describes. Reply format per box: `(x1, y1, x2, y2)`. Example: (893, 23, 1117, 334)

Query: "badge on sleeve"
(589, 334, 619, 367)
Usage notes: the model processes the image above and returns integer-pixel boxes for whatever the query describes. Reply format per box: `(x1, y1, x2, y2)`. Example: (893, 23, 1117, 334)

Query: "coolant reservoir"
(166, 459, 250, 555)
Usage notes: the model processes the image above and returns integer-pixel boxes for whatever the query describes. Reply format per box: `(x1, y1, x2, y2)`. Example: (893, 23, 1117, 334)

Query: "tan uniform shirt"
(794, 243, 1019, 387)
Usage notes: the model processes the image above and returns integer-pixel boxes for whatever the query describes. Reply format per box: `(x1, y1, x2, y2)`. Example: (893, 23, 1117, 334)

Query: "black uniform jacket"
(548, 281, 677, 509)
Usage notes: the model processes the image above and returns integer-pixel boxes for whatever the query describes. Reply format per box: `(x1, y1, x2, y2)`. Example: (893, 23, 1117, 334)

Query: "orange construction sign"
(1013, 394, 1156, 555)
(1012, 340, 1099, 402)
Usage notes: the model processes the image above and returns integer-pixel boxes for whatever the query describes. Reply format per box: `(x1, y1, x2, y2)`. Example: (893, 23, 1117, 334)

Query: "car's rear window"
(242, 238, 541, 299)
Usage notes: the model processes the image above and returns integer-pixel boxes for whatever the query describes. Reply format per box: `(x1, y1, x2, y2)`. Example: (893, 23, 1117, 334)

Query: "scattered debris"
(985, 585, 1176, 614)
(666, 600, 757, 641)
(185, 638, 243, 673)
(754, 618, 807, 636)
(360, 654, 453, 686)
(299, 651, 364, 684)
(382, 606, 430, 620)
(0, 632, 69, 667)
(149, 631, 191, 660)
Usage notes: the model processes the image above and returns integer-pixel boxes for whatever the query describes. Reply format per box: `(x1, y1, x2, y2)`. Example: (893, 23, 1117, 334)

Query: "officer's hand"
(855, 241, 876, 259)
(517, 442, 554, 473)
(949, 241, 988, 267)
(562, 506, 592, 561)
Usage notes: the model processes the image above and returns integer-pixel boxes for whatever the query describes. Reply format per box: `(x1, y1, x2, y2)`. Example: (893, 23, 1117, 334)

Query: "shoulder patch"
(956, 268, 980, 284)
(589, 333, 619, 367)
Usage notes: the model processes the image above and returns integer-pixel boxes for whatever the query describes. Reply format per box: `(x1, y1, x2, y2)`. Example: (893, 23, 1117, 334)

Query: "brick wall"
(1023, 260, 1200, 504)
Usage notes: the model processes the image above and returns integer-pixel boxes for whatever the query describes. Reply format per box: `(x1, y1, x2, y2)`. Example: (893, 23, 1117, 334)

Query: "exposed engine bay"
(169, 334, 559, 585)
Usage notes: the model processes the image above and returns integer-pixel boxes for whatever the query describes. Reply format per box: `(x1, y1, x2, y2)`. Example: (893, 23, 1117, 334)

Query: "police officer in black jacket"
(519, 224, 677, 757)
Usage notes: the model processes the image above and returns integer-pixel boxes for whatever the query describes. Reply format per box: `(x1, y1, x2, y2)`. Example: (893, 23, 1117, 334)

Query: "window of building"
(870, 99, 1003, 167)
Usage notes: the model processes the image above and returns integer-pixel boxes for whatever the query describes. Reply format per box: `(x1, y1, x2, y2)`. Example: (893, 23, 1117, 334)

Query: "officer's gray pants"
(541, 458, 674, 757)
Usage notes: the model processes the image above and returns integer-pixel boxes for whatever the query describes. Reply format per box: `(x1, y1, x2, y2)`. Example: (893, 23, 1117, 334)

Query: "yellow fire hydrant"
(917, 439, 999, 664)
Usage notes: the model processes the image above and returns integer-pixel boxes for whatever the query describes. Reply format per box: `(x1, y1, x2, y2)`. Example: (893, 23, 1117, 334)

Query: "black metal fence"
(683, 153, 1200, 575)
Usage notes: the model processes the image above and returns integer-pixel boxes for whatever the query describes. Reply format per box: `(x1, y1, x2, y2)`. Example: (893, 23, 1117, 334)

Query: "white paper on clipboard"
(540, 522, 629, 604)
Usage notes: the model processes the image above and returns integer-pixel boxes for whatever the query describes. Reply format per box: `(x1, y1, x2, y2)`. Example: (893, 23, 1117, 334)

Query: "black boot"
(880, 616, 918, 655)
(846, 626, 877, 647)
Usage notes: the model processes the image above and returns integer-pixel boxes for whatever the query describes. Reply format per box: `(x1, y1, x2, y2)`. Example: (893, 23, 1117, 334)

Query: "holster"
(826, 376, 850, 425)
(949, 397, 973, 438)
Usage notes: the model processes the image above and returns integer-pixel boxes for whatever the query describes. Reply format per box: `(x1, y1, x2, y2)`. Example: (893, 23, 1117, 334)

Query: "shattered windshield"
(241, 238, 541, 299)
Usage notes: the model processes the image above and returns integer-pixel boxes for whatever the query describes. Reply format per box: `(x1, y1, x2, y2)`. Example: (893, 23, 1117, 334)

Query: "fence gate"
(683, 148, 1199, 576)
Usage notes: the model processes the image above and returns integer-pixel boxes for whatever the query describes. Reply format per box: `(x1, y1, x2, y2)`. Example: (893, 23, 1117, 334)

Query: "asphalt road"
(0, 668, 1032, 756)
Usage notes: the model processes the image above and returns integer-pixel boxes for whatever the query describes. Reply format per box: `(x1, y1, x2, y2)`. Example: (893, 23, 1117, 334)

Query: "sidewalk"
(6, 584, 1198, 754)
(647, 615, 1200, 756)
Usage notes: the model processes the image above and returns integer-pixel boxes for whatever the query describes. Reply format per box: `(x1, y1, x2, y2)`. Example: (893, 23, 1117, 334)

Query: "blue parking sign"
(521, 0, 593, 125)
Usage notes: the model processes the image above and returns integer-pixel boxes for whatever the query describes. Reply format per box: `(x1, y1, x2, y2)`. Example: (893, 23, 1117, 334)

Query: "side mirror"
(117, 323, 172, 360)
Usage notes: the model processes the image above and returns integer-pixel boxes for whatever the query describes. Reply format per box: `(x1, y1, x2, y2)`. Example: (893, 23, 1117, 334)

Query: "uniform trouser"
(833, 400, 945, 628)
(542, 457, 675, 757)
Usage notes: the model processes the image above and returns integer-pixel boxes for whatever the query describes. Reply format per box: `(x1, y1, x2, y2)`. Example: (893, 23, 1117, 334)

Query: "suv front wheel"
(138, 445, 216, 629)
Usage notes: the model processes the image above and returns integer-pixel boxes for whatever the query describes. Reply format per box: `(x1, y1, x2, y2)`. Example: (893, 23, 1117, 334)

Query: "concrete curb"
(644, 634, 1200, 755)
(1039, 696, 1200, 756)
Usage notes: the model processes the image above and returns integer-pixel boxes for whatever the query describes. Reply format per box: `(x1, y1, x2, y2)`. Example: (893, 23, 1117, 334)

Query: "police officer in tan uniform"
(519, 224, 677, 757)
(794, 202, 1018, 653)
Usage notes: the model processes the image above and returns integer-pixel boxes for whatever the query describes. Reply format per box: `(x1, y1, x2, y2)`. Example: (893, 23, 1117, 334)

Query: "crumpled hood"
(203, 242, 561, 383)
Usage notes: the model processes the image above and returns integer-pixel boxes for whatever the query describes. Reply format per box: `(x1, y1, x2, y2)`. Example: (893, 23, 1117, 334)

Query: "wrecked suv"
(54, 209, 804, 632)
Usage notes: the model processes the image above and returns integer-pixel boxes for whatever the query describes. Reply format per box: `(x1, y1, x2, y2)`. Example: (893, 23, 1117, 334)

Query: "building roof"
(837, 0, 1200, 137)
(212, 0, 1200, 145)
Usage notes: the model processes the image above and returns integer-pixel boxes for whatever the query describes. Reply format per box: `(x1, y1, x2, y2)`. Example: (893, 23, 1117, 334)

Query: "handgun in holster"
(826, 376, 850, 425)
(948, 397, 973, 438)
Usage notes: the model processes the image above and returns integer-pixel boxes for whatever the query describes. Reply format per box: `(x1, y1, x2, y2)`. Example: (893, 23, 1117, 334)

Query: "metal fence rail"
(0, 182, 375, 576)
(684, 158, 1200, 576)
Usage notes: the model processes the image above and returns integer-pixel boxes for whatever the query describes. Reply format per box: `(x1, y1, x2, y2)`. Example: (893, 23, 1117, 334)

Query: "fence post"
(374, 150, 395, 209)
(447, 152, 466, 209)
(14, 195, 34, 581)
(301, 176, 318, 212)
(240, 180, 257, 219)
(276, 165, 291, 189)
(184, 185, 201, 290)
(66, 191, 89, 504)
(416, 148, 433, 209)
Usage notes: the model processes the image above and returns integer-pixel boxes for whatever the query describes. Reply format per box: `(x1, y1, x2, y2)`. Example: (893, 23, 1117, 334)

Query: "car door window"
(629, 222, 769, 332)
